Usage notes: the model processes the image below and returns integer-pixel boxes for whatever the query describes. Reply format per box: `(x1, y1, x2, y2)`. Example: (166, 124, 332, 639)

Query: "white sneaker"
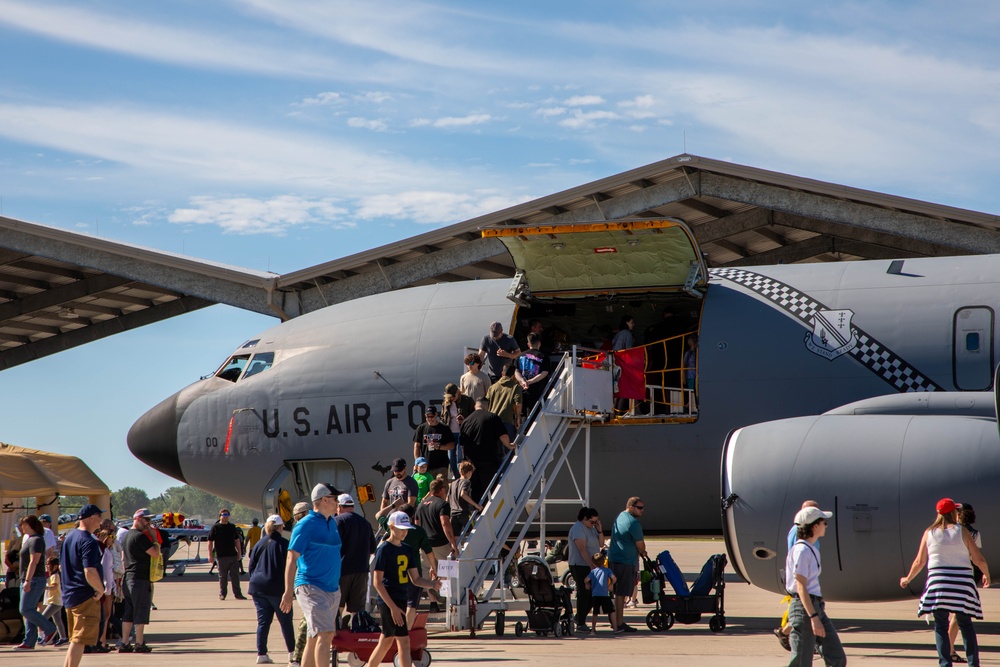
(256, 655, 274, 664)
(288, 652, 300, 667)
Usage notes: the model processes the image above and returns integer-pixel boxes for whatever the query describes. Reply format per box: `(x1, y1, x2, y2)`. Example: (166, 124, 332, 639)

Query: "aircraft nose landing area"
(9, 539, 998, 666)
(127, 391, 186, 482)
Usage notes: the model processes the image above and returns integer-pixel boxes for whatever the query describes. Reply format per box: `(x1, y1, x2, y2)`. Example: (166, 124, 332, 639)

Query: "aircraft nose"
(128, 392, 186, 483)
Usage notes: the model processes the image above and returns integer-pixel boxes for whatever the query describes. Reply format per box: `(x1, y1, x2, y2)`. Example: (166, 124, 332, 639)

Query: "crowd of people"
(2, 490, 990, 666)
(776, 498, 988, 667)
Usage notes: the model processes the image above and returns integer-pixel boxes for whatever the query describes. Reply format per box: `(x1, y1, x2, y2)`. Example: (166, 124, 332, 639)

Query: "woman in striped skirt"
(900, 498, 989, 667)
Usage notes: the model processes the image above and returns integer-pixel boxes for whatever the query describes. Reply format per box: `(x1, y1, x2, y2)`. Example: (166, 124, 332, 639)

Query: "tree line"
(54, 485, 260, 525)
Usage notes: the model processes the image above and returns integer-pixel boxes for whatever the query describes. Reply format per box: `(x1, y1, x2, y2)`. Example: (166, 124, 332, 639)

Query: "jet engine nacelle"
(722, 411, 1000, 601)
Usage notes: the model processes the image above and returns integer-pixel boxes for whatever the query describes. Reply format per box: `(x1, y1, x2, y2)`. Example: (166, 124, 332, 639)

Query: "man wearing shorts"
(120, 508, 160, 653)
(334, 493, 376, 619)
(59, 504, 106, 667)
(608, 496, 646, 633)
(365, 512, 440, 667)
(280, 483, 342, 667)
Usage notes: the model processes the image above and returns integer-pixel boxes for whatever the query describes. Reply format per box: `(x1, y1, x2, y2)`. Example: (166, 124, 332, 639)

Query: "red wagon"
(335, 612, 432, 667)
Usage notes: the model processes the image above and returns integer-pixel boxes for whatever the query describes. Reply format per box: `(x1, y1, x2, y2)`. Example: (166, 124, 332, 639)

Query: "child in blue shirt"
(585, 552, 618, 634)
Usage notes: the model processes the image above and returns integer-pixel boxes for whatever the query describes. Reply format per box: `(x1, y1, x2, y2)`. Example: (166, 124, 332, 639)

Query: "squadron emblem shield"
(805, 309, 857, 360)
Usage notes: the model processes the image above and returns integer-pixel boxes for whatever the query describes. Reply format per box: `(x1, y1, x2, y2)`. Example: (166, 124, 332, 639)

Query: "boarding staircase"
(444, 347, 614, 632)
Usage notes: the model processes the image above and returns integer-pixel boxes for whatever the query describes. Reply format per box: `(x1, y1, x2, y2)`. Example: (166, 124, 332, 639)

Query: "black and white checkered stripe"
(711, 267, 942, 393)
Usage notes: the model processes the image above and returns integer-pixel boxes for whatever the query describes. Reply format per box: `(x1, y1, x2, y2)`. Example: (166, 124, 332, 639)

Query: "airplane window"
(242, 352, 275, 380)
(966, 333, 980, 352)
(217, 355, 250, 382)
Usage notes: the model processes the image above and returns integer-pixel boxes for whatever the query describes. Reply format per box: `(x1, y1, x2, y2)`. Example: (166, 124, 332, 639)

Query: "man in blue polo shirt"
(60, 504, 106, 667)
(280, 483, 342, 667)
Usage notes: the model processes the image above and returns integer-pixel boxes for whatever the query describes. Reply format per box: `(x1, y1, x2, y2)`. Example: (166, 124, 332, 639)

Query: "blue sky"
(1, 1, 999, 501)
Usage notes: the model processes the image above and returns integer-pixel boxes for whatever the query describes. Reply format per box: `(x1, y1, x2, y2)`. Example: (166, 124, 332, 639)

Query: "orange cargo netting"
(579, 332, 698, 417)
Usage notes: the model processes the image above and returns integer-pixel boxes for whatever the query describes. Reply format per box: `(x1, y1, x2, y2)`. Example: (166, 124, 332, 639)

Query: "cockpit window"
(242, 352, 275, 380)
(217, 355, 249, 382)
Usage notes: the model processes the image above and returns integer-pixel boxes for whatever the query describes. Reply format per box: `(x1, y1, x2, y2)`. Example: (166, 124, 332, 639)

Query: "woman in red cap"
(900, 497, 989, 666)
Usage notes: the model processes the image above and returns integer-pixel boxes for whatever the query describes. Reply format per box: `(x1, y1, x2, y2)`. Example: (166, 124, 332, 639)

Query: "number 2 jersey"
(373, 540, 416, 605)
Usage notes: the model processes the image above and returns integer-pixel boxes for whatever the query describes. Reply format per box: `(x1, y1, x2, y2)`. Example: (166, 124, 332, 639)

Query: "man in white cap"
(280, 483, 342, 667)
(365, 512, 441, 667)
(785, 505, 845, 667)
(334, 493, 376, 621)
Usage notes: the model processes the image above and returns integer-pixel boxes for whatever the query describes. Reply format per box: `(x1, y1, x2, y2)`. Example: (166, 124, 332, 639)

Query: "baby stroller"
(513, 555, 575, 637)
(642, 550, 728, 632)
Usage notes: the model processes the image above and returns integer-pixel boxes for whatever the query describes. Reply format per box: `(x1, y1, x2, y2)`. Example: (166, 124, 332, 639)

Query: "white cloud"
(535, 107, 566, 118)
(432, 114, 493, 128)
(409, 114, 493, 128)
(0, 1, 344, 79)
(347, 117, 389, 132)
(619, 95, 654, 109)
(168, 195, 352, 235)
(565, 95, 605, 106)
(357, 91, 394, 103)
(0, 103, 444, 193)
(297, 92, 343, 107)
(240, 1, 544, 76)
(356, 190, 530, 224)
(558, 110, 621, 130)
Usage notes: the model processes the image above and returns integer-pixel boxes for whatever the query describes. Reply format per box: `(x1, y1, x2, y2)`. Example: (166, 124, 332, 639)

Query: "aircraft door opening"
(953, 306, 994, 390)
(262, 458, 365, 522)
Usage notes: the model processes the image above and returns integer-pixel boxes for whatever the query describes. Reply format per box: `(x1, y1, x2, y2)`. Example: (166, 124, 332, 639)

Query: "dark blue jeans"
(934, 609, 978, 666)
(20, 576, 56, 646)
(448, 432, 462, 478)
(253, 593, 295, 656)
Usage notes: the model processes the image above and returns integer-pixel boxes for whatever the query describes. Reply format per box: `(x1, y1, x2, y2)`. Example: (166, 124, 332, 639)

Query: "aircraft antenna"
(373, 370, 406, 397)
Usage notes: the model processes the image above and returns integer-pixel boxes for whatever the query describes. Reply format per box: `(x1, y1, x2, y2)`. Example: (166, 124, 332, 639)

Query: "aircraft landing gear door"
(262, 459, 363, 521)
(953, 307, 994, 391)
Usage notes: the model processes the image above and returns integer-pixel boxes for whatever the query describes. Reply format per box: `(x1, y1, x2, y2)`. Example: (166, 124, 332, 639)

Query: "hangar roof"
(0, 154, 998, 369)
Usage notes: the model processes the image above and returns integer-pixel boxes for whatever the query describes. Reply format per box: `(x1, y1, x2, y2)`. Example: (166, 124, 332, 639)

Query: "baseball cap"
(936, 498, 957, 515)
(388, 511, 414, 530)
(311, 482, 340, 502)
(794, 506, 833, 526)
(266, 514, 284, 527)
(78, 504, 104, 520)
(392, 457, 407, 472)
(39, 514, 52, 523)
(293, 501, 311, 516)
(133, 508, 153, 520)
(415, 457, 428, 467)
(337, 493, 355, 507)
(425, 405, 438, 416)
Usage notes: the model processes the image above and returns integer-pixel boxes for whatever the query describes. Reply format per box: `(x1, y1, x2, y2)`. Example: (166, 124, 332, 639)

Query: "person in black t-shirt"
(120, 508, 161, 653)
(415, 478, 456, 562)
(516, 332, 552, 417)
(460, 398, 514, 501)
(412, 406, 454, 481)
(207, 508, 245, 600)
(367, 511, 440, 667)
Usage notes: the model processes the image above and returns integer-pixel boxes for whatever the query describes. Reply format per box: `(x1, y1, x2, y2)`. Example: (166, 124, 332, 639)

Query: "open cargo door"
(482, 219, 706, 298)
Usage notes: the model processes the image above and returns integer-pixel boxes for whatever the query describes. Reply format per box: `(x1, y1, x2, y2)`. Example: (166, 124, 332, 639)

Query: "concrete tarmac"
(6, 538, 1000, 666)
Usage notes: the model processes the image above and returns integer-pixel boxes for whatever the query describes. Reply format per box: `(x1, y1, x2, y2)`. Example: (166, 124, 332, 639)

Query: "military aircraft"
(128, 219, 1000, 601)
